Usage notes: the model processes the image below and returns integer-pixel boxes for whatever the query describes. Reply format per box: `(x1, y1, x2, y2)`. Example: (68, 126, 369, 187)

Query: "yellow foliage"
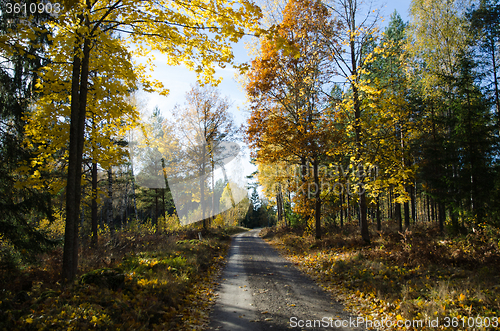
(36, 210, 66, 239)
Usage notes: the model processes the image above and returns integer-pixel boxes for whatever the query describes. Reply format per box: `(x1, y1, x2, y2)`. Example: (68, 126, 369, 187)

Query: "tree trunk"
(107, 167, 113, 233)
(91, 162, 98, 247)
(122, 188, 126, 229)
(404, 200, 410, 229)
(340, 192, 344, 228)
(62, 32, 90, 282)
(404, 187, 410, 229)
(80, 201, 85, 233)
(211, 155, 215, 225)
(201, 143, 207, 229)
(276, 190, 282, 224)
(348, 1, 369, 243)
(123, 181, 129, 226)
(395, 202, 402, 232)
(490, 37, 500, 129)
(426, 194, 431, 223)
(451, 208, 459, 232)
(431, 197, 436, 223)
(313, 160, 321, 239)
(410, 184, 416, 223)
(388, 188, 393, 219)
(438, 202, 445, 234)
(162, 188, 166, 220)
(154, 188, 158, 231)
(282, 189, 288, 227)
(376, 196, 381, 231)
(352, 78, 369, 242)
(130, 162, 137, 221)
(300, 157, 307, 227)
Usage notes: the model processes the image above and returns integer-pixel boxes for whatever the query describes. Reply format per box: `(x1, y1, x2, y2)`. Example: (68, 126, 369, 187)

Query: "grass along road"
(261, 223, 500, 331)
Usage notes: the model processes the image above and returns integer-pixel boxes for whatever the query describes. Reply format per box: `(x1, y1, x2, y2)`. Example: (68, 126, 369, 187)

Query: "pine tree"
(468, 0, 500, 128)
(0, 2, 58, 258)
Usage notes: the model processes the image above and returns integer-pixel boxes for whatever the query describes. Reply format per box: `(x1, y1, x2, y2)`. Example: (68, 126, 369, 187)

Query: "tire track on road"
(207, 229, 365, 330)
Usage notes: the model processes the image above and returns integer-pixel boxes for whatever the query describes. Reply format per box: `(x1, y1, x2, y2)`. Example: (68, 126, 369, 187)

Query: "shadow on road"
(207, 229, 365, 331)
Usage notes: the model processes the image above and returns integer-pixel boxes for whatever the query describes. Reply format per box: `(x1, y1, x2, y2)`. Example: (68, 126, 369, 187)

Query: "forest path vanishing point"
(207, 229, 365, 331)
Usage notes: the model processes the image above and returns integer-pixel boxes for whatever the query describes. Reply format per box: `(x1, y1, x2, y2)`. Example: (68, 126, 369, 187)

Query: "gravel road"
(207, 229, 365, 331)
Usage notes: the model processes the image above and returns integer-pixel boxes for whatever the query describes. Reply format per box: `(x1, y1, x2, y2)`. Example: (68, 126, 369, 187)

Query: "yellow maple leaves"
(5, 0, 264, 191)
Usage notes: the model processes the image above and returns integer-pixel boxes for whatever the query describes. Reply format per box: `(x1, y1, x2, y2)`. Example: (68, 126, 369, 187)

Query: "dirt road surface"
(207, 229, 365, 330)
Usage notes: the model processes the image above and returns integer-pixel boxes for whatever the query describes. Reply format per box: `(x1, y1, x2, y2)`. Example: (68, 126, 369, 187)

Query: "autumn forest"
(1, 0, 500, 329)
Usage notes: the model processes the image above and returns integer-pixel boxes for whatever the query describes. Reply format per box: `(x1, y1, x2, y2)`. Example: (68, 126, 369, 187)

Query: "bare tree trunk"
(376, 196, 381, 231)
(388, 188, 393, 219)
(404, 188, 410, 229)
(123, 180, 129, 226)
(128, 161, 137, 221)
(438, 202, 445, 234)
(346, 189, 351, 222)
(211, 153, 215, 225)
(431, 197, 436, 223)
(395, 201, 402, 232)
(426, 194, 430, 223)
(350, 22, 369, 242)
(282, 188, 287, 227)
(490, 39, 500, 128)
(80, 199, 85, 233)
(201, 143, 207, 229)
(91, 161, 98, 247)
(154, 188, 158, 231)
(162, 188, 166, 220)
(107, 167, 113, 234)
(411, 184, 416, 223)
(62, 30, 90, 282)
(276, 189, 282, 225)
(340, 192, 344, 228)
(300, 157, 307, 227)
(313, 160, 321, 239)
(122, 187, 126, 229)
(404, 200, 410, 229)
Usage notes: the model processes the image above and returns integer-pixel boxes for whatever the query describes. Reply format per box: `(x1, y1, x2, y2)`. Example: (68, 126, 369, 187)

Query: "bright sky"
(134, 0, 413, 191)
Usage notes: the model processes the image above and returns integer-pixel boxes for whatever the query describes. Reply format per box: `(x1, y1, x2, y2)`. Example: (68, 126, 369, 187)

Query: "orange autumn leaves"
(246, 0, 344, 161)
(245, 0, 344, 234)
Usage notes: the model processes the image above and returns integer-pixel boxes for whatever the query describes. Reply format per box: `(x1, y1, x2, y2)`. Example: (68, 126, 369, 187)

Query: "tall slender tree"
(170, 84, 238, 227)
(468, 0, 500, 127)
(319, 0, 382, 243)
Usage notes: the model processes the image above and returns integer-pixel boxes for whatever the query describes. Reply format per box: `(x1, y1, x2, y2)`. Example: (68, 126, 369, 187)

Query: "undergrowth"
(0, 225, 248, 330)
(262, 222, 500, 330)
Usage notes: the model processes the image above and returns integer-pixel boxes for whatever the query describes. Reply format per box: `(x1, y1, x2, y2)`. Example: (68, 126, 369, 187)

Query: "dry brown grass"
(263, 221, 500, 330)
(0, 225, 246, 330)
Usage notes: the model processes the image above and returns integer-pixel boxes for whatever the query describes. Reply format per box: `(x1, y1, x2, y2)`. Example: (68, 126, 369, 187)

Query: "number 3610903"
(5, 2, 62, 15)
